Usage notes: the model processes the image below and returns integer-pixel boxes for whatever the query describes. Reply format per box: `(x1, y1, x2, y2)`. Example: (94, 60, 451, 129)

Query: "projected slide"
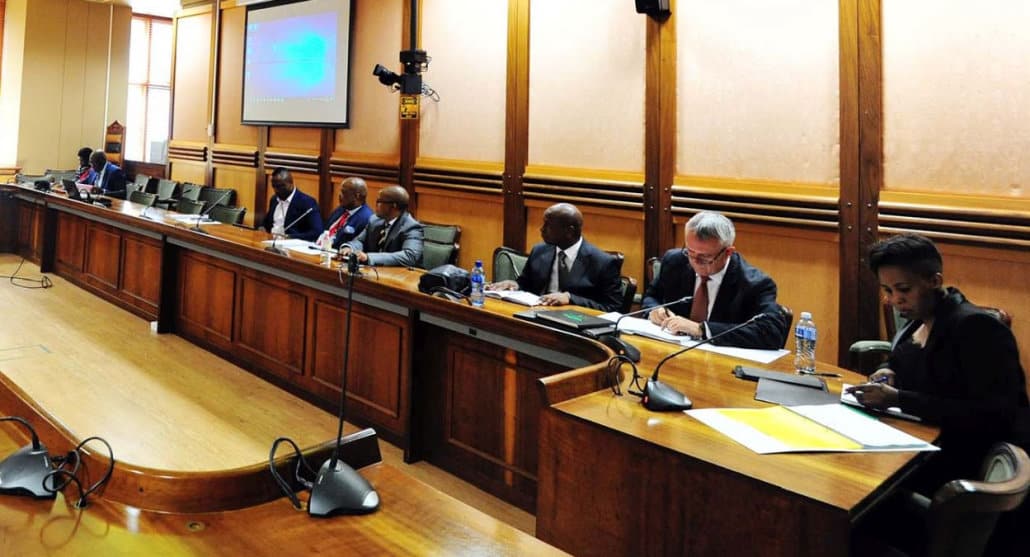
(242, 0, 352, 127)
(246, 14, 336, 100)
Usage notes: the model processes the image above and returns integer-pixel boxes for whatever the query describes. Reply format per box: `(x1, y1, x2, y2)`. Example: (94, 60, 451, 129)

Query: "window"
(126, 15, 172, 163)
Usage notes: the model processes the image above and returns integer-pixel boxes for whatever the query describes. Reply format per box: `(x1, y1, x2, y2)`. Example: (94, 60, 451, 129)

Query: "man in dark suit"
(87, 151, 127, 199)
(260, 167, 323, 242)
(488, 203, 623, 312)
(340, 185, 423, 267)
(322, 177, 373, 249)
(642, 211, 788, 349)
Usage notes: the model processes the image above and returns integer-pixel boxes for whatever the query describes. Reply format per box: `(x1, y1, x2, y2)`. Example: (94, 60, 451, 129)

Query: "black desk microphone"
(599, 295, 693, 362)
(265, 206, 314, 256)
(635, 313, 769, 411)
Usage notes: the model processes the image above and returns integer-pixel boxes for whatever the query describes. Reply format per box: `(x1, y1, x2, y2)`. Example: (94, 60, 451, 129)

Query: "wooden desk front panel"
(418, 326, 562, 512)
(54, 212, 85, 272)
(178, 249, 238, 350)
(235, 269, 309, 378)
(307, 297, 411, 436)
(538, 409, 846, 557)
(16, 201, 43, 262)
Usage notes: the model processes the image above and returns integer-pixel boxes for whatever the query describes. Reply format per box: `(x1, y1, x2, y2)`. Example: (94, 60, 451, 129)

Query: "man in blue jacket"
(261, 167, 323, 242)
(88, 151, 127, 199)
(323, 177, 373, 249)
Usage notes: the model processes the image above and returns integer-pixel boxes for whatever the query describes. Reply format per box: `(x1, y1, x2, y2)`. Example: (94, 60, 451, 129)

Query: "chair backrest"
(199, 187, 236, 212)
(176, 198, 205, 215)
(925, 442, 1030, 557)
(129, 190, 158, 207)
(180, 183, 203, 202)
(492, 246, 528, 283)
(421, 222, 461, 269)
(134, 174, 152, 188)
(209, 204, 246, 225)
(154, 179, 177, 201)
(646, 256, 662, 286)
(618, 276, 637, 314)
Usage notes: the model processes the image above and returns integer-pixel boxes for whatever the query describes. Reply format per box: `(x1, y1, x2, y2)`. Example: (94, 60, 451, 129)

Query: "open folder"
(687, 404, 938, 454)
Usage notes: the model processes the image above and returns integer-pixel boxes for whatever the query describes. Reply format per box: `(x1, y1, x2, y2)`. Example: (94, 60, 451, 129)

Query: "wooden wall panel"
(177, 251, 236, 349)
(169, 161, 208, 186)
(171, 11, 212, 142)
(236, 272, 308, 379)
(83, 222, 121, 290)
(414, 189, 504, 275)
(212, 165, 258, 227)
(290, 173, 321, 207)
(268, 128, 320, 151)
(120, 235, 162, 311)
(526, 202, 646, 288)
(214, 5, 257, 147)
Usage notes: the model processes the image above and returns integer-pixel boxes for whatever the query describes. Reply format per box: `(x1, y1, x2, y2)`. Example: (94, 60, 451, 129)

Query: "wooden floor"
(0, 254, 533, 532)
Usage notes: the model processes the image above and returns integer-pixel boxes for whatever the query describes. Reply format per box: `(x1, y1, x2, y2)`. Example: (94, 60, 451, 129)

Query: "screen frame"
(240, 0, 355, 128)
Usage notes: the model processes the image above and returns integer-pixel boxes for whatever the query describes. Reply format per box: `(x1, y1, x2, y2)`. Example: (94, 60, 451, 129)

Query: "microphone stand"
(0, 417, 54, 498)
(601, 295, 693, 363)
(190, 189, 233, 234)
(265, 206, 315, 256)
(634, 313, 768, 412)
(308, 253, 379, 516)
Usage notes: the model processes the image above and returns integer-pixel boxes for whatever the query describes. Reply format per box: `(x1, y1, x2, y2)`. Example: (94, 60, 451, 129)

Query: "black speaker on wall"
(635, 0, 670, 20)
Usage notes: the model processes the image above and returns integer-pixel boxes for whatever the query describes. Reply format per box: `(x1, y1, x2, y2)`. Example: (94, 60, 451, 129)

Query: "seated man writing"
(340, 186, 423, 267)
(641, 211, 788, 349)
(488, 203, 623, 312)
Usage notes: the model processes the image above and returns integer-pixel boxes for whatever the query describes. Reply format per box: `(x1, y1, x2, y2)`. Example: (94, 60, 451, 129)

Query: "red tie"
(689, 276, 710, 322)
(328, 211, 350, 237)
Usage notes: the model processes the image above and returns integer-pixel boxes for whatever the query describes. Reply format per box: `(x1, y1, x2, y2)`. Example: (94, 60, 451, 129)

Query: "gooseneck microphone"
(266, 206, 315, 256)
(0, 416, 54, 498)
(600, 295, 693, 363)
(190, 189, 233, 233)
(308, 251, 379, 516)
(636, 313, 768, 411)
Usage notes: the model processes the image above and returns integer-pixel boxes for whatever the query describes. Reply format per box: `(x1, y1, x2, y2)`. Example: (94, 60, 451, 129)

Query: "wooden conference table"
(0, 183, 939, 556)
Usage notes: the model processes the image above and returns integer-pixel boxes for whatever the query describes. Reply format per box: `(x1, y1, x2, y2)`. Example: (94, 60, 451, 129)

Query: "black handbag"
(418, 264, 471, 298)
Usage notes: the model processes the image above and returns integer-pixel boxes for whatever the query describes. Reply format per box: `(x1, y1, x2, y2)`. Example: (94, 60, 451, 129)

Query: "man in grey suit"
(340, 185, 423, 267)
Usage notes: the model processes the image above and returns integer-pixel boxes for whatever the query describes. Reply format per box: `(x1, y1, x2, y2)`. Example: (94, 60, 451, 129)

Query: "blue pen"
(870, 375, 890, 385)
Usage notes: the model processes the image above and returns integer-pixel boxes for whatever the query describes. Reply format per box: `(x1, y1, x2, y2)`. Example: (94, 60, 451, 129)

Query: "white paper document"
(841, 384, 923, 422)
(787, 404, 936, 451)
(598, 313, 789, 364)
(167, 214, 216, 224)
(259, 238, 319, 253)
(484, 290, 542, 307)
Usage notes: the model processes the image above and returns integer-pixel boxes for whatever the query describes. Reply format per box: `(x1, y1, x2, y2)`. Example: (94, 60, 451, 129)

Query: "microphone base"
(307, 458, 380, 517)
(189, 226, 210, 235)
(598, 334, 641, 363)
(642, 379, 693, 412)
(264, 246, 289, 256)
(0, 444, 55, 498)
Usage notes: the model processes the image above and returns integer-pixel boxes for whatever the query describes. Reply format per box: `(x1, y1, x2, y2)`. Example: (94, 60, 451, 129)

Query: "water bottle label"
(795, 325, 817, 341)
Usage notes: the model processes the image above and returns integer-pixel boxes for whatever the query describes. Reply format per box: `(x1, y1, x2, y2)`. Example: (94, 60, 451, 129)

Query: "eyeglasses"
(375, 199, 395, 206)
(682, 246, 726, 266)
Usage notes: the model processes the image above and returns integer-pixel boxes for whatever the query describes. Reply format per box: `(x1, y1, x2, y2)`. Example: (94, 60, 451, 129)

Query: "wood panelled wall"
(167, 0, 1030, 370)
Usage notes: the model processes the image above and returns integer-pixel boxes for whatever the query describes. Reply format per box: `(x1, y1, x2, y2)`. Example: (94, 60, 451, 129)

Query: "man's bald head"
(540, 203, 583, 249)
(374, 185, 410, 219)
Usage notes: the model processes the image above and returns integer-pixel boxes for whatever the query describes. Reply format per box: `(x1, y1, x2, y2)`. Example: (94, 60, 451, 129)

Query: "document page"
(484, 290, 542, 307)
(787, 404, 936, 450)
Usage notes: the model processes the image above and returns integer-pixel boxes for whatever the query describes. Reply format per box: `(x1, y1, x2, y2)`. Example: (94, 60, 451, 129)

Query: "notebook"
(533, 309, 612, 330)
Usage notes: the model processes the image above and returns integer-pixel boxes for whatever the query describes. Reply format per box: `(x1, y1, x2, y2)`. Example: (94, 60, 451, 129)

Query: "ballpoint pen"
(798, 370, 842, 378)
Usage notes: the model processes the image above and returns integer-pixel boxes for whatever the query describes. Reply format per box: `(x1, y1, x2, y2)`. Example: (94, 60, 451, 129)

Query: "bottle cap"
(475, 259, 483, 266)
(800, 311, 812, 320)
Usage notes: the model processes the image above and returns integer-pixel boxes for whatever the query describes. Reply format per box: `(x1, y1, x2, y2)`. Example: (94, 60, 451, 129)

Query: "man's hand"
(659, 315, 703, 337)
(845, 369, 900, 409)
(488, 280, 519, 291)
(538, 292, 571, 306)
(648, 307, 672, 325)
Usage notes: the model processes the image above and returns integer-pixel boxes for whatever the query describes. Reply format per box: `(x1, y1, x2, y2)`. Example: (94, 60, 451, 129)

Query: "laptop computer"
(62, 179, 85, 202)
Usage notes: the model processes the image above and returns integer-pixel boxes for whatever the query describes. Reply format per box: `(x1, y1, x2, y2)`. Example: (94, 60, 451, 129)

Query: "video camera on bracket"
(372, 49, 430, 95)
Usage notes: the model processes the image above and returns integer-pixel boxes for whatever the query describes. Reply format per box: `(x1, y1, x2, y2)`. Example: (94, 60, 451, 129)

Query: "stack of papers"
(597, 313, 789, 365)
(167, 214, 216, 224)
(687, 404, 938, 454)
(259, 239, 319, 253)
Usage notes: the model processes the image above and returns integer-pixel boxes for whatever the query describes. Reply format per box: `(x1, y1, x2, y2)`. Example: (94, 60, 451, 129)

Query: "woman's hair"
(77, 147, 93, 160)
(868, 233, 943, 278)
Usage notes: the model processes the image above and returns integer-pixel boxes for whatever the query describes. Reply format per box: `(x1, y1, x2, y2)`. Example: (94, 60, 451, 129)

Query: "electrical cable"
(268, 437, 317, 511)
(0, 257, 53, 289)
(42, 436, 114, 508)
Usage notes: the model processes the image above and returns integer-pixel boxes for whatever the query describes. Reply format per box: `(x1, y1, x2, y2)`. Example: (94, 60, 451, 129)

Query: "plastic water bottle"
(794, 311, 817, 373)
(319, 233, 333, 267)
(470, 260, 485, 307)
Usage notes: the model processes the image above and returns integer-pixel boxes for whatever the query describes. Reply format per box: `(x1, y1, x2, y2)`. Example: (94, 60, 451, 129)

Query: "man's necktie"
(689, 275, 710, 322)
(328, 211, 349, 237)
(558, 251, 571, 291)
(376, 224, 389, 251)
